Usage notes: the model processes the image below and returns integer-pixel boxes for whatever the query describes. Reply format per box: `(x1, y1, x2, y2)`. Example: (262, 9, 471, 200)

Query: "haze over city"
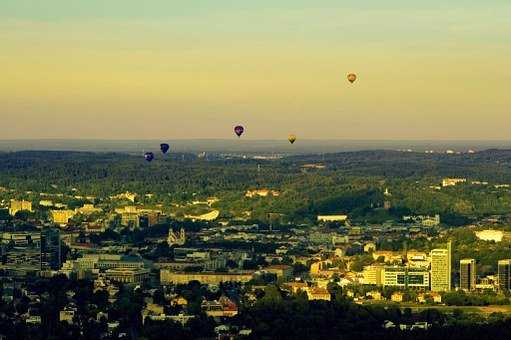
(2, 2, 511, 340)
(2, 0, 511, 140)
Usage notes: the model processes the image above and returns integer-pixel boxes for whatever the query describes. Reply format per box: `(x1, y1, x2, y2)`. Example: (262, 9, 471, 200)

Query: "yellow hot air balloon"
(288, 134, 297, 144)
(347, 73, 357, 83)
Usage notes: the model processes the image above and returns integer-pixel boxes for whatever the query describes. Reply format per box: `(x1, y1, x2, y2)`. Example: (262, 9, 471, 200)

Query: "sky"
(1, 0, 511, 140)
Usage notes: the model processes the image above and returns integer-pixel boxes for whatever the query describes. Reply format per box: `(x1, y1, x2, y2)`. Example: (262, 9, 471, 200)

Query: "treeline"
(4, 150, 511, 225)
(233, 285, 511, 340)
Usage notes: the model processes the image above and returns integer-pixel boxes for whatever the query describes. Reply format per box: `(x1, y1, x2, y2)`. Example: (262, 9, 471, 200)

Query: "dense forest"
(2, 150, 511, 224)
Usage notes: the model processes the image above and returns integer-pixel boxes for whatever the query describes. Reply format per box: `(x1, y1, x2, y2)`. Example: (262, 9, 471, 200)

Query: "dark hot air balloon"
(234, 125, 245, 137)
(288, 134, 297, 144)
(144, 152, 155, 162)
(160, 143, 170, 154)
(347, 73, 357, 83)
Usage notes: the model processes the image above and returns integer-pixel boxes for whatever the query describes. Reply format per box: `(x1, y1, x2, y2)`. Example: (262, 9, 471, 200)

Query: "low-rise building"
(317, 215, 348, 223)
(264, 265, 293, 280)
(391, 292, 404, 302)
(475, 229, 504, 243)
(363, 242, 376, 253)
(442, 178, 466, 187)
(59, 307, 76, 324)
(51, 210, 76, 225)
(9, 200, 33, 216)
(366, 291, 383, 301)
(160, 271, 253, 285)
(105, 268, 149, 284)
(284, 282, 308, 294)
(383, 266, 430, 288)
(306, 287, 331, 301)
(201, 297, 238, 317)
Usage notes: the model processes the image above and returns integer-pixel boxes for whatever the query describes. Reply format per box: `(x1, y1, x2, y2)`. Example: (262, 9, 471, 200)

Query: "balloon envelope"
(234, 125, 245, 137)
(144, 152, 155, 162)
(288, 134, 297, 144)
(347, 73, 357, 83)
(160, 143, 170, 154)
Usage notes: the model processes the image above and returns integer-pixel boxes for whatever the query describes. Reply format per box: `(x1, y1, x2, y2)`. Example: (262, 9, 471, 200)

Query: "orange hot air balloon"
(347, 73, 357, 83)
(288, 134, 297, 144)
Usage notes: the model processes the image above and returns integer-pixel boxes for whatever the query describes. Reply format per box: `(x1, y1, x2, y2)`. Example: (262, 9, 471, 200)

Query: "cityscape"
(1, 150, 511, 339)
(2, 1, 511, 339)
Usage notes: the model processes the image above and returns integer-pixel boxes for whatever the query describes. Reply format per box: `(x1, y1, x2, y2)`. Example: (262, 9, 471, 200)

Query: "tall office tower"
(498, 259, 511, 292)
(460, 258, 476, 291)
(430, 241, 452, 292)
(40, 228, 61, 271)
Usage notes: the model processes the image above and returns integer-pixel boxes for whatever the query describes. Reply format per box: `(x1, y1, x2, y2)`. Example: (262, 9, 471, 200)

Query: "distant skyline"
(1, 1, 511, 140)
(3, 139, 511, 155)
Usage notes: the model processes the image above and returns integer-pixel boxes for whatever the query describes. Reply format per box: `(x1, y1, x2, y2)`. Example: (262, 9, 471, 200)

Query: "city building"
(185, 210, 220, 221)
(441, 178, 466, 187)
(85, 223, 106, 234)
(372, 251, 403, 264)
(75, 204, 102, 215)
(403, 215, 440, 227)
(111, 192, 137, 202)
(139, 212, 161, 228)
(406, 251, 430, 269)
(201, 296, 238, 317)
(1, 231, 40, 247)
(264, 265, 293, 280)
(382, 266, 430, 288)
(498, 259, 511, 292)
(363, 265, 384, 285)
(160, 271, 253, 285)
(40, 228, 61, 271)
(310, 260, 333, 276)
(168, 228, 186, 246)
(460, 259, 476, 292)
(475, 229, 504, 243)
(391, 292, 404, 302)
(9, 200, 32, 216)
(366, 291, 383, 301)
(50, 210, 76, 225)
(60, 306, 77, 324)
(363, 242, 376, 253)
(39, 200, 54, 207)
(245, 189, 280, 198)
(284, 282, 308, 294)
(476, 275, 497, 291)
(309, 231, 333, 245)
(317, 215, 348, 223)
(115, 206, 140, 228)
(104, 268, 150, 284)
(430, 241, 452, 292)
(305, 287, 331, 301)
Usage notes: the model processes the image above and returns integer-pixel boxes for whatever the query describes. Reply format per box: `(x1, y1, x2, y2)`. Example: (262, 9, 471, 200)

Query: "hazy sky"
(1, 1, 510, 140)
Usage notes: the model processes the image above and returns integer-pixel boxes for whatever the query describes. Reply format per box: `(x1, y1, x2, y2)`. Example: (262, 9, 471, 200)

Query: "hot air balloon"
(144, 152, 155, 162)
(347, 73, 357, 83)
(160, 143, 170, 154)
(288, 134, 297, 144)
(234, 125, 245, 138)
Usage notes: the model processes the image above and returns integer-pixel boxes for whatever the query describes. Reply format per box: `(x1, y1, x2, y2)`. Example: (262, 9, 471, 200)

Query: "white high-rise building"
(430, 241, 452, 292)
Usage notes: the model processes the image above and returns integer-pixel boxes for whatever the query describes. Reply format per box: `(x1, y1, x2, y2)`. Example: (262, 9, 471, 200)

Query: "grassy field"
(408, 305, 511, 314)
(363, 301, 511, 314)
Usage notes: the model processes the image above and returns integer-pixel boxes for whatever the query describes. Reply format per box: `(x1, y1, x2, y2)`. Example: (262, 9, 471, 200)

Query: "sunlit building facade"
(430, 241, 452, 292)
